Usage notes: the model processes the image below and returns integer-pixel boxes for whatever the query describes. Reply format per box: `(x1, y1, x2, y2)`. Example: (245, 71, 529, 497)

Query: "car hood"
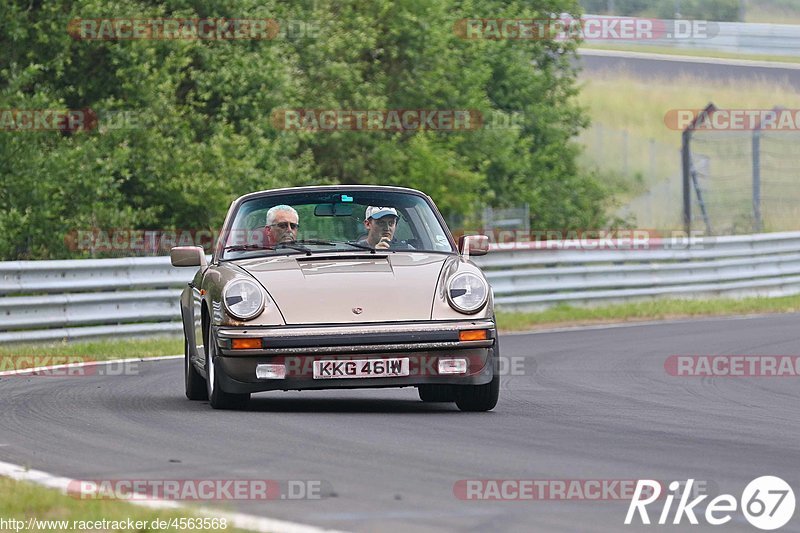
(235, 253, 449, 324)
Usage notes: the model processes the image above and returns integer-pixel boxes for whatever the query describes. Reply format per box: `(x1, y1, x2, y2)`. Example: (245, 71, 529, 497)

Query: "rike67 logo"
(626, 477, 795, 530)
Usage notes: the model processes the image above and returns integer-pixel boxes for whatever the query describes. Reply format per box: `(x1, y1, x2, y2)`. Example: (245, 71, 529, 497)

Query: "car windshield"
(219, 190, 456, 259)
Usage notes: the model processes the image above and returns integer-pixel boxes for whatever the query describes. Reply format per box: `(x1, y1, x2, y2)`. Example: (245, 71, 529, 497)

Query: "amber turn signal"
(459, 329, 488, 341)
(232, 338, 262, 350)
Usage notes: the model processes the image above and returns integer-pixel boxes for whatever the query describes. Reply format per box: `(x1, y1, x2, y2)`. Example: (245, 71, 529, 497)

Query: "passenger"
(359, 206, 401, 249)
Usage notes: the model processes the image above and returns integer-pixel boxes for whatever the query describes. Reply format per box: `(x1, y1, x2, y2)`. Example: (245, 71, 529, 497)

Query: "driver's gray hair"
(266, 205, 299, 226)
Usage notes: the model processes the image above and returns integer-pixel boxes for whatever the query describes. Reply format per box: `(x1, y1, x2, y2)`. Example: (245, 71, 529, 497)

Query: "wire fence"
(579, 120, 800, 235)
(578, 123, 684, 228)
(688, 128, 800, 235)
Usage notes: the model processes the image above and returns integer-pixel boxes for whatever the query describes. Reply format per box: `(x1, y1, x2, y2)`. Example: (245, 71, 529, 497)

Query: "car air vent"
(295, 254, 389, 262)
(297, 257, 393, 275)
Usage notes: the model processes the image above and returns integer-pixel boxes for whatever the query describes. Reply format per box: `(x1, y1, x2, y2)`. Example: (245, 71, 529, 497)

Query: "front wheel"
(205, 329, 250, 410)
(455, 340, 500, 412)
(455, 373, 499, 412)
(185, 337, 208, 401)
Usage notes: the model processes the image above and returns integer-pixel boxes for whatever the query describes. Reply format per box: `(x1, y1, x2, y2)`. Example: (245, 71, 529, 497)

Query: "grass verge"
(0, 477, 248, 532)
(0, 336, 182, 362)
(496, 293, 800, 331)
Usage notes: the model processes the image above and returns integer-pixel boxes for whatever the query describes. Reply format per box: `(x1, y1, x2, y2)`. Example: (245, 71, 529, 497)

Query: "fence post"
(682, 129, 692, 233)
(682, 103, 717, 235)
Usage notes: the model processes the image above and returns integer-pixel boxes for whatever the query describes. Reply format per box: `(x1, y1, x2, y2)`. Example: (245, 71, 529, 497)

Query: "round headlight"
(447, 272, 488, 314)
(223, 279, 265, 320)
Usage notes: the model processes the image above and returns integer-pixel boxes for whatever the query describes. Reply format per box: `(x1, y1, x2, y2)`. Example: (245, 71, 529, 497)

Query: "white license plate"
(313, 358, 410, 379)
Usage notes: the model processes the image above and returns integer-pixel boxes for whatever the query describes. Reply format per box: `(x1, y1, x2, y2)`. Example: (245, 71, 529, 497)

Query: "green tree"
(1, 0, 612, 259)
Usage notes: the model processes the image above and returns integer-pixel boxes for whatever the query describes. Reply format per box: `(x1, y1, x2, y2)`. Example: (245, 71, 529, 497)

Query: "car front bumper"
(213, 320, 497, 393)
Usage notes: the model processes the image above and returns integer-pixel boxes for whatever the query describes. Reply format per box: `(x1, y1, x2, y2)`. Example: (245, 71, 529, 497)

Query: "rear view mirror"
(459, 235, 489, 257)
(170, 246, 208, 268)
(314, 203, 354, 216)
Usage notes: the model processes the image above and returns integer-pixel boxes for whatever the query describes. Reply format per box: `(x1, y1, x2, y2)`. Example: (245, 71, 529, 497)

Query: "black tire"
(454, 373, 499, 412)
(418, 384, 456, 402)
(455, 338, 501, 412)
(205, 329, 250, 410)
(185, 337, 208, 401)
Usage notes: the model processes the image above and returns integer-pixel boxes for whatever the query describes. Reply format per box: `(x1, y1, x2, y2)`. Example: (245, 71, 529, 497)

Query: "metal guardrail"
(584, 15, 800, 57)
(668, 20, 800, 57)
(473, 231, 800, 310)
(0, 257, 191, 343)
(2, 231, 800, 342)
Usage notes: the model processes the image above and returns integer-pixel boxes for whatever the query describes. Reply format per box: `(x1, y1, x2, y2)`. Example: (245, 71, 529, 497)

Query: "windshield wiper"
(295, 239, 377, 253)
(223, 244, 275, 252)
(223, 243, 311, 256)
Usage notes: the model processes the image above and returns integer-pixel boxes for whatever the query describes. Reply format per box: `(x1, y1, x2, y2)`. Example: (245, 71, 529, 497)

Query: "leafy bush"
(1, 0, 612, 259)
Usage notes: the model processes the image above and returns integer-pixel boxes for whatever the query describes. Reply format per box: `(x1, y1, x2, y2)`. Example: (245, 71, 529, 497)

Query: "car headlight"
(446, 272, 488, 314)
(223, 279, 265, 320)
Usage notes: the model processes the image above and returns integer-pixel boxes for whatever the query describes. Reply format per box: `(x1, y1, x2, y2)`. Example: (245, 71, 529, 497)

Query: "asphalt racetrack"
(1, 314, 799, 532)
(578, 49, 800, 85)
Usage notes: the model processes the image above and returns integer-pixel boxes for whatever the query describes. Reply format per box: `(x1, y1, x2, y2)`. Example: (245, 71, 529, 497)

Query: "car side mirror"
(459, 235, 489, 257)
(170, 246, 208, 268)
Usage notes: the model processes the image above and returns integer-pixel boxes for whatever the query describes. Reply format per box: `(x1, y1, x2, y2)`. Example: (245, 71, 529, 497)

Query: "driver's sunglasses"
(271, 222, 299, 230)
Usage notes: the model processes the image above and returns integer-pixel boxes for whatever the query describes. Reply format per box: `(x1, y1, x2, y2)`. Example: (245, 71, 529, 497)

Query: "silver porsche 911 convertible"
(171, 185, 498, 411)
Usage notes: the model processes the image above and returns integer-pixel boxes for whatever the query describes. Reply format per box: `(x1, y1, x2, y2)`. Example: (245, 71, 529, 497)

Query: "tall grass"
(577, 71, 800, 230)
(577, 71, 800, 147)
(746, 0, 800, 24)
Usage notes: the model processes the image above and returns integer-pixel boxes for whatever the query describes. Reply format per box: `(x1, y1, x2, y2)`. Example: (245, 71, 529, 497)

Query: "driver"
(265, 205, 299, 244)
(359, 206, 401, 249)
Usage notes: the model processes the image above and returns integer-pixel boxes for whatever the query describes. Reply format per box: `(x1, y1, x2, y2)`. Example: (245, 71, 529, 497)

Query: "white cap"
(365, 206, 398, 220)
